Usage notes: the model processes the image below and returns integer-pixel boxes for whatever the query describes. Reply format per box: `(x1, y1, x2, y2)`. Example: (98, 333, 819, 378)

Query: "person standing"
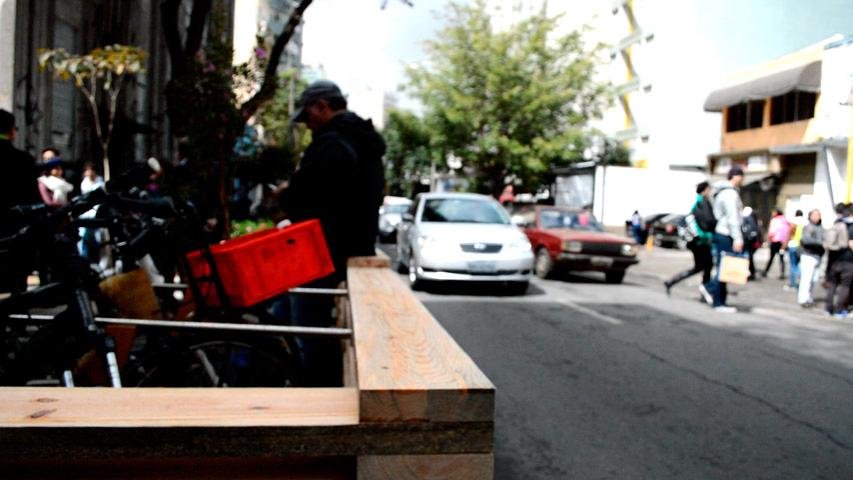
(825, 207, 853, 317)
(37, 148, 73, 207)
(629, 210, 643, 244)
(797, 209, 824, 308)
(704, 165, 746, 313)
(786, 210, 805, 290)
(0, 109, 40, 293)
(762, 208, 790, 279)
(664, 181, 714, 298)
(277, 80, 386, 386)
(823, 203, 849, 284)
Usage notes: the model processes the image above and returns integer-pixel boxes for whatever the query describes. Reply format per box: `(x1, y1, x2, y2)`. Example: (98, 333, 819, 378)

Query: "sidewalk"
(628, 244, 837, 320)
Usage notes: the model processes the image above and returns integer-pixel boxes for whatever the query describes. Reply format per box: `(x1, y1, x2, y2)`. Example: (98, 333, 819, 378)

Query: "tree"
(404, 0, 611, 195)
(159, 0, 411, 237)
(382, 109, 434, 197)
(38, 45, 146, 181)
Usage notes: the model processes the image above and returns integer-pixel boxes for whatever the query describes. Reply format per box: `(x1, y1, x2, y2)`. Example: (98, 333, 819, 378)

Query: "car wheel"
(407, 253, 422, 290)
(605, 270, 626, 284)
(534, 248, 554, 279)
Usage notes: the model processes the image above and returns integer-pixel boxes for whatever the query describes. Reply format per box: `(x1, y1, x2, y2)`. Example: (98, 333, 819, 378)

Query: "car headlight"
(622, 244, 638, 256)
(564, 240, 583, 253)
(508, 237, 532, 252)
(417, 235, 442, 253)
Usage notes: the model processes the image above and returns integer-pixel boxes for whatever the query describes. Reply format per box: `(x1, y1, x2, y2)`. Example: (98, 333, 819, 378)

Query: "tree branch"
(240, 0, 313, 120)
(160, 0, 184, 75)
(185, 0, 213, 59)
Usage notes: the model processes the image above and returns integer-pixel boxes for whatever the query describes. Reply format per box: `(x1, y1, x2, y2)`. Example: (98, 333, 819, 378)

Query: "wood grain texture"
(347, 266, 494, 423)
(0, 387, 358, 427)
(348, 255, 391, 269)
(358, 454, 494, 480)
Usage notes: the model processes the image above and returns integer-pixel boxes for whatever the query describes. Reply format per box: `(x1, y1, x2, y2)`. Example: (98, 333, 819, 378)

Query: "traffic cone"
(645, 233, 654, 251)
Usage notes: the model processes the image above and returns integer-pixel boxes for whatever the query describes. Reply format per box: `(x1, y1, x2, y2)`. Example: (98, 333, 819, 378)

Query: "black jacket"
(0, 139, 40, 235)
(279, 112, 386, 277)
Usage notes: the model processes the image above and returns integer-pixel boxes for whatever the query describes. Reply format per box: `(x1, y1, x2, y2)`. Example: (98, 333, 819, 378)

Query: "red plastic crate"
(185, 220, 334, 308)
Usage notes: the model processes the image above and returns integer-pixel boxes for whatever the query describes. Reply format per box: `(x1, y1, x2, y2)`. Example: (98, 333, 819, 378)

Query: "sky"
(300, 0, 853, 162)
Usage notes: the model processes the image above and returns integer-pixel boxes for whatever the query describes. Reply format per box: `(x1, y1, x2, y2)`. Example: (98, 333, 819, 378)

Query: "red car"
(513, 206, 640, 283)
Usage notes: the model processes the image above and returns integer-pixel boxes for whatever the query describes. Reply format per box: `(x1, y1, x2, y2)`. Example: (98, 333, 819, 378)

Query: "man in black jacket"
(0, 109, 40, 292)
(277, 80, 386, 386)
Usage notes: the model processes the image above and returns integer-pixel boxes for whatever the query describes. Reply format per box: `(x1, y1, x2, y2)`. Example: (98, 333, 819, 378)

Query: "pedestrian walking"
(704, 165, 746, 313)
(0, 109, 40, 293)
(629, 210, 643, 244)
(664, 181, 714, 299)
(276, 80, 386, 386)
(762, 208, 790, 279)
(787, 210, 805, 289)
(797, 209, 824, 308)
(742, 206, 761, 281)
(823, 203, 849, 285)
(825, 207, 853, 317)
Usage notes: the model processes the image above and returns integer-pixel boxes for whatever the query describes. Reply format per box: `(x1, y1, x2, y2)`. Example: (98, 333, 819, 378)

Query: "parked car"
(650, 213, 687, 249)
(516, 205, 639, 283)
(625, 212, 671, 244)
(378, 196, 413, 243)
(396, 192, 534, 293)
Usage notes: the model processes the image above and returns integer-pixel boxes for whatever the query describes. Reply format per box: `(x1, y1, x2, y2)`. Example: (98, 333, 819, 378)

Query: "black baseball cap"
(292, 80, 345, 123)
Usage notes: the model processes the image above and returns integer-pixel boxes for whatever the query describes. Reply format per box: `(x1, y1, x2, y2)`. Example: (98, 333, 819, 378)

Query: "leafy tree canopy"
(404, 0, 611, 195)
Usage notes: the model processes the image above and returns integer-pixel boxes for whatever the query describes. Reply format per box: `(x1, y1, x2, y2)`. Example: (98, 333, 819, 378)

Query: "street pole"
(846, 103, 853, 202)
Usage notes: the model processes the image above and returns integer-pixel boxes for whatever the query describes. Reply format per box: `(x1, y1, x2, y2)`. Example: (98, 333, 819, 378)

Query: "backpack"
(741, 215, 761, 246)
(692, 198, 717, 233)
(677, 214, 700, 244)
(825, 221, 849, 251)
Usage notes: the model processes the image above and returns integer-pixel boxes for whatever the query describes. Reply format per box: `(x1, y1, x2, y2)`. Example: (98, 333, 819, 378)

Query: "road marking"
(558, 299, 623, 325)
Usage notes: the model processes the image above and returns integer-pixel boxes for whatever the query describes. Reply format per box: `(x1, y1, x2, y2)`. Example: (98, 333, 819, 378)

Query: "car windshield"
(421, 198, 510, 224)
(384, 204, 410, 214)
(539, 209, 603, 231)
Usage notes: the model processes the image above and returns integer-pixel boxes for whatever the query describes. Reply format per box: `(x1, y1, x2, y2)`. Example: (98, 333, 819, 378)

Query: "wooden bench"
(0, 256, 495, 479)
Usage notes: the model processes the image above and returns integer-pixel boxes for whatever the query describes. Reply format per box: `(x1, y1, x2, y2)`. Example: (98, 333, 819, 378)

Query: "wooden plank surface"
(358, 454, 494, 479)
(0, 387, 358, 427)
(347, 265, 494, 423)
(348, 255, 391, 269)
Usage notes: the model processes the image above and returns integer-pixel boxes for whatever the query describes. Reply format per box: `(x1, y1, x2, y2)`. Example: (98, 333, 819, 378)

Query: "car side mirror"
(402, 212, 414, 223)
(511, 215, 528, 228)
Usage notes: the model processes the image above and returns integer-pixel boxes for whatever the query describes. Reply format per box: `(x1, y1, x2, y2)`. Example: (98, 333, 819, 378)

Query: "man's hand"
(733, 241, 744, 253)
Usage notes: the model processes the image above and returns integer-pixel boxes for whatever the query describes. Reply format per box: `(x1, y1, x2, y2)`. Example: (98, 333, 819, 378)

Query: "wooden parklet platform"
(0, 257, 495, 479)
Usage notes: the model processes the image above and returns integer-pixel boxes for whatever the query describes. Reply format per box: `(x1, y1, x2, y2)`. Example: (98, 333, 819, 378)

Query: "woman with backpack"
(664, 181, 714, 301)
(798, 209, 825, 308)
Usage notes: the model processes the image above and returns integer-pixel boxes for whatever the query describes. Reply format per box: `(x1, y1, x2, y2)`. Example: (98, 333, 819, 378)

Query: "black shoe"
(664, 281, 672, 296)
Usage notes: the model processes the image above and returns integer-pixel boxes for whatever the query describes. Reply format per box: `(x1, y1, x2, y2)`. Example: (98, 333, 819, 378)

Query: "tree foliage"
(404, 0, 610, 195)
(383, 109, 433, 197)
(38, 45, 147, 180)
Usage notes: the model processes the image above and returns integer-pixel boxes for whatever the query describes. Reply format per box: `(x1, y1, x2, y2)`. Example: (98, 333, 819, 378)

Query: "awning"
(703, 61, 822, 112)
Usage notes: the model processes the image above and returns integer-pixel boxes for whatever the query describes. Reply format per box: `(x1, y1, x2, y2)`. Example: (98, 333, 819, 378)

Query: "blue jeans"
(788, 248, 800, 288)
(288, 274, 343, 387)
(705, 233, 745, 307)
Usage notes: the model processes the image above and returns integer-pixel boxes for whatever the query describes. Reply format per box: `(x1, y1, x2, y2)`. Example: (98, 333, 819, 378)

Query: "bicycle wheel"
(125, 336, 296, 387)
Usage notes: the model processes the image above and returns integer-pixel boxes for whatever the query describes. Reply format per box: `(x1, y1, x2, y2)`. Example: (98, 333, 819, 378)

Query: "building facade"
(704, 35, 853, 226)
(1, 0, 174, 174)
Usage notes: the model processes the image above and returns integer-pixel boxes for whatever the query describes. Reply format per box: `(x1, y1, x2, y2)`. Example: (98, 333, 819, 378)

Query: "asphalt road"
(381, 245, 853, 479)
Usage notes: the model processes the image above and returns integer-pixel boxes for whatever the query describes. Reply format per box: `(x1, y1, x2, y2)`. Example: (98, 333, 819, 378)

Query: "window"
(421, 198, 510, 224)
(770, 91, 816, 125)
(725, 100, 765, 132)
(538, 209, 603, 232)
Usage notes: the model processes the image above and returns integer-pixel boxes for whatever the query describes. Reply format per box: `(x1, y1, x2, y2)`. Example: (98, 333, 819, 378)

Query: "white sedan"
(396, 192, 534, 294)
